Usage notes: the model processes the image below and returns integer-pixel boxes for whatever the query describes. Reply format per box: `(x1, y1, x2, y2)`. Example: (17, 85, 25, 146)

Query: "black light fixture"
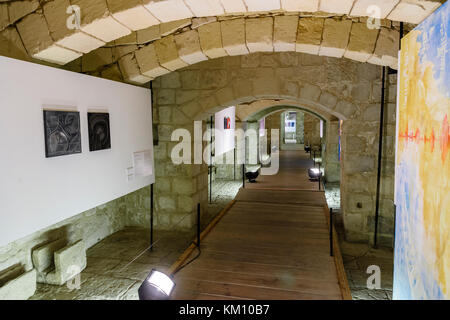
(138, 269, 176, 300)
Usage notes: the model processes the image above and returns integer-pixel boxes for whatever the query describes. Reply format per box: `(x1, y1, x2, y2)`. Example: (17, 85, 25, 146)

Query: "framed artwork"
(43, 110, 81, 158)
(394, 1, 449, 299)
(88, 112, 111, 152)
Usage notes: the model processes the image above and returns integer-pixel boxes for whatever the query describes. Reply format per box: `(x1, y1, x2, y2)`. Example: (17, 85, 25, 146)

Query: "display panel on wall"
(214, 106, 235, 157)
(394, 1, 449, 300)
(88, 112, 111, 152)
(43, 110, 81, 158)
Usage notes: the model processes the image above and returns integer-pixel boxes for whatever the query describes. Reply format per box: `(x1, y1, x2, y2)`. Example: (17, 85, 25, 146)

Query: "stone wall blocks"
(299, 83, 321, 102)
(245, 17, 274, 53)
(174, 29, 208, 65)
(319, 91, 338, 109)
(118, 53, 152, 84)
(135, 43, 171, 78)
(296, 17, 324, 55)
(334, 100, 357, 120)
(154, 35, 188, 71)
(221, 18, 249, 56)
(197, 21, 227, 59)
(273, 15, 298, 52)
(319, 18, 353, 58)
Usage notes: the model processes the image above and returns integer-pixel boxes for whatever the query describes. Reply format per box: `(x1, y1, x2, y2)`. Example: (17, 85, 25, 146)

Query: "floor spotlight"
(138, 269, 175, 300)
(308, 167, 322, 180)
(245, 169, 260, 183)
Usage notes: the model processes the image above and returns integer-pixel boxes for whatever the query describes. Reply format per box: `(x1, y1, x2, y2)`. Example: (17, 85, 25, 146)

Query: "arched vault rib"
(5, 0, 442, 71)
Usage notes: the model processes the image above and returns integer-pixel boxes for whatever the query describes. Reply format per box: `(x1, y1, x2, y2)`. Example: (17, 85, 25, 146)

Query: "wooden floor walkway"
(170, 151, 350, 300)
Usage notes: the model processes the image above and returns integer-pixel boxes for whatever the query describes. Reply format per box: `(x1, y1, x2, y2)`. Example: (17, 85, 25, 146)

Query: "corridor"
(171, 151, 350, 299)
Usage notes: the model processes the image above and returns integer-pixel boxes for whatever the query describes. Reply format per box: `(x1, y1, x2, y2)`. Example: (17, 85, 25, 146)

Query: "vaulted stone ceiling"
(0, 0, 444, 85)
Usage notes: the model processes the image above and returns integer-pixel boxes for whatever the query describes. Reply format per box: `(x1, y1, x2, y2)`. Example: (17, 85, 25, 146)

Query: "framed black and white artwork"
(43, 110, 82, 158)
(88, 112, 111, 152)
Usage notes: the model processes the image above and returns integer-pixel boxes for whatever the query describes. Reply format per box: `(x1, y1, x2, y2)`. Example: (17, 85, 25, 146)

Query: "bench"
(32, 239, 86, 285)
(0, 264, 36, 300)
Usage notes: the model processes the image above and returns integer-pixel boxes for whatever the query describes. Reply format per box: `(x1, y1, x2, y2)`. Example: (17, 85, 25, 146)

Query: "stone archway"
(2, 0, 441, 71)
(151, 51, 396, 245)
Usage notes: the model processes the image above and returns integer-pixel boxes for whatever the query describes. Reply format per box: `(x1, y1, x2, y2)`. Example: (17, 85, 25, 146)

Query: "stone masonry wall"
(304, 113, 321, 147)
(152, 51, 396, 246)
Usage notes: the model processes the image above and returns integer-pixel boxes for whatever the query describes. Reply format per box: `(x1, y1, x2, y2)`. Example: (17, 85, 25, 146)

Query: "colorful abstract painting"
(394, 1, 449, 300)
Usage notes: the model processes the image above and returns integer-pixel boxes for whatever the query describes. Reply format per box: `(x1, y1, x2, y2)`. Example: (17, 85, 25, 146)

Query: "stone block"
(350, 0, 399, 18)
(36, 44, 83, 65)
(362, 103, 381, 121)
(173, 178, 196, 195)
(72, 0, 131, 43)
(319, 0, 355, 14)
(32, 238, 67, 272)
(367, 28, 399, 67)
(16, 13, 54, 56)
(137, 25, 161, 44)
(57, 31, 105, 55)
(8, 0, 39, 24)
(215, 86, 235, 106)
(101, 63, 123, 82)
(198, 22, 227, 59)
(161, 72, 181, 88)
(281, 0, 319, 12)
(113, 44, 138, 60)
(253, 77, 280, 99)
(144, 0, 193, 22)
(319, 18, 352, 58)
(345, 155, 375, 173)
(107, 0, 160, 31)
(135, 43, 170, 78)
(174, 29, 208, 65)
(220, 0, 247, 13)
(221, 18, 248, 56)
(244, 0, 280, 11)
(82, 15, 131, 43)
(0, 4, 9, 31)
(43, 0, 76, 43)
(118, 53, 152, 84)
(82, 48, 113, 72)
(160, 18, 192, 36)
(158, 196, 176, 210)
(351, 83, 371, 101)
(154, 35, 189, 71)
(47, 240, 86, 285)
(300, 83, 321, 101)
(273, 15, 298, 52)
(335, 100, 357, 119)
(0, 268, 36, 300)
(246, 17, 274, 53)
(296, 18, 324, 55)
(0, 27, 29, 61)
(344, 22, 379, 62)
(387, 0, 441, 24)
(319, 91, 338, 108)
(184, 0, 224, 16)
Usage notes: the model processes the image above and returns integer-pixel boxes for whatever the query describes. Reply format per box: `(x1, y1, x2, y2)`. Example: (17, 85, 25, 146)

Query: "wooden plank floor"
(171, 151, 347, 300)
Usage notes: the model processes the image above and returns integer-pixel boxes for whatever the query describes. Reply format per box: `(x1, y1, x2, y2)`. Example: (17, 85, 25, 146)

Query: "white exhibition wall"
(0, 56, 154, 247)
(214, 106, 235, 157)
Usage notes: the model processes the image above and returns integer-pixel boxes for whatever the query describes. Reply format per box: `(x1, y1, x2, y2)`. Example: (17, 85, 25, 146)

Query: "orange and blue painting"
(394, 1, 449, 299)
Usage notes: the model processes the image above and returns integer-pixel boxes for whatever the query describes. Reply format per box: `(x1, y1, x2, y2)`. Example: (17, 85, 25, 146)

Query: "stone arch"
(5, 0, 441, 67)
(235, 99, 339, 122)
(6, 1, 441, 77)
